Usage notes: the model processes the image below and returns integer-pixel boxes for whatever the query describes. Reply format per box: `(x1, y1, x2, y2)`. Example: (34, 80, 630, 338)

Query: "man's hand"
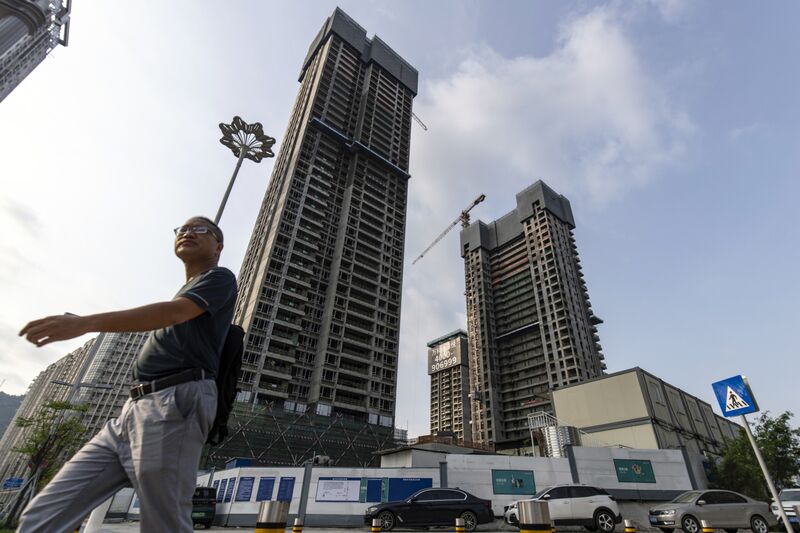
(19, 298, 205, 347)
(19, 314, 89, 347)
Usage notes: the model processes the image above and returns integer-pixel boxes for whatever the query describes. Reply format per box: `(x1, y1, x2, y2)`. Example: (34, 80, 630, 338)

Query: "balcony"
(284, 272, 311, 288)
(281, 284, 308, 301)
(294, 233, 319, 251)
(339, 362, 369, 377)
(343, 328, 373, 348)
(334, 393, 366, 408)
(273, 316, 303, 331)
(265, 349, 295, 365)
(269, 331, 299, 347)
(262, 367, 292, 381)
(338, 380, 367, 394)
(258, 386, 289, 400)
(340, 343, 372, 362)
(288, 260, 314, 276)
(297, 223, 320, 240)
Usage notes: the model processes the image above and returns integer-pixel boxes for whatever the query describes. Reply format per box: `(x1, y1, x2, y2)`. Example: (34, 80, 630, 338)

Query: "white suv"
(772, 488, 800, 531)
(504, 484, 622, 533)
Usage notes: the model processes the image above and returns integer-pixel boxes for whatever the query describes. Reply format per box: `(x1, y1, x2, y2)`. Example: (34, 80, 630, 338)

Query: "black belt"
(130, 368, 208, 400)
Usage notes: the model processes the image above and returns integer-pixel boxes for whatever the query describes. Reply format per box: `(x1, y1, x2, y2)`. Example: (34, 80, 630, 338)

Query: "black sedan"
(364, 487, 494, 531)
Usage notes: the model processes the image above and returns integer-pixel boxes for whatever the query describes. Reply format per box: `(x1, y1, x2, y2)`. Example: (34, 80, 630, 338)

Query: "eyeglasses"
(173, 225, 218, 240)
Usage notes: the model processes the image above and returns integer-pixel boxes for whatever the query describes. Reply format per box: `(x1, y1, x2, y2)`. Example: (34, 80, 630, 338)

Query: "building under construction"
(210, 8, 416, 466)
(460, 181, 606, 452)
(0, 0, 71, 102)
(428, 330, 471, 443)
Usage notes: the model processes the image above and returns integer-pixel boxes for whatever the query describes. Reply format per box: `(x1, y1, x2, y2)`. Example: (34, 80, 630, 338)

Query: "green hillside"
(0, 391, 24, 438)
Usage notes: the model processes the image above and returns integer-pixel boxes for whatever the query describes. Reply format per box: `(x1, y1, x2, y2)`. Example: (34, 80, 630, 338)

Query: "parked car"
(771, 488, 800, 530)
(363, 487, 494, 532)
(649, 489, 777, 533)
(191, 486, 217, 529)
(504, 484, 621, 533)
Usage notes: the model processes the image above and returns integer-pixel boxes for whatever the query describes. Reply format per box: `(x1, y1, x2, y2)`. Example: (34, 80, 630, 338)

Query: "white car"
(772, 488, 800, 531)
(504, 484, 622, 533)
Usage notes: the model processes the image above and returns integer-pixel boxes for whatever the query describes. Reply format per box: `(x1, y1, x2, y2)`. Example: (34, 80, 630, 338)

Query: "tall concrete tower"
(460, 181, 606, 450)
(233, 8, 417, 431)
(428, 330, 471, 442)
(0, 0, 70, 102)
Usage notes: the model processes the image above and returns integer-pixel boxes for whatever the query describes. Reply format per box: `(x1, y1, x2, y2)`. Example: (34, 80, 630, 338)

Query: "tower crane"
(411, 111, 428, 131)
(411, 193, 486, 264)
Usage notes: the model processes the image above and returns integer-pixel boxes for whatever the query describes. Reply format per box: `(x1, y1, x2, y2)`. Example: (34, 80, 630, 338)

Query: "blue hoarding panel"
(387, 478, 432, 501)
(224, 478, 236, 502)
(366, 478, 383, 502)
(235, 477, 255, 502)
(256, 477, 275, 502)
(277, 477, 295, 502)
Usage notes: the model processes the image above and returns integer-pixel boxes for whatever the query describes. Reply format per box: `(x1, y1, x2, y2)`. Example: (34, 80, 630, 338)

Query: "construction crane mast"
(411, 194, 486, 265)
(411, 112, 428, 131)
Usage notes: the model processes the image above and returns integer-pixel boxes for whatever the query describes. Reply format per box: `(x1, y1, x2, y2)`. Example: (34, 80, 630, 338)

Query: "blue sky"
(1, 1, 798, 438)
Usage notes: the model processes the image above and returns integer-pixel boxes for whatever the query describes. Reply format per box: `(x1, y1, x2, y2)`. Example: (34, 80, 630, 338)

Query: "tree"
(709, 411, 800, 500)
(13, 400, 89, 491)
(1, 401, 88, 527)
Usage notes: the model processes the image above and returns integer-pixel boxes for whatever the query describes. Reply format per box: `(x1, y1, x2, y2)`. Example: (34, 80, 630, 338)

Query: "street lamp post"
(215, 116, 276, 224)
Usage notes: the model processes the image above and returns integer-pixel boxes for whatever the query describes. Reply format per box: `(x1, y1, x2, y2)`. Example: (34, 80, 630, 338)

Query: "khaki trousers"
(17, 379, 217, 533)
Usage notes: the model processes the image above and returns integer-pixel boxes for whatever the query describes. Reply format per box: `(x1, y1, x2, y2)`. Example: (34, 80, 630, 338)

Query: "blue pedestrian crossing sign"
(712, 375, 759, 417)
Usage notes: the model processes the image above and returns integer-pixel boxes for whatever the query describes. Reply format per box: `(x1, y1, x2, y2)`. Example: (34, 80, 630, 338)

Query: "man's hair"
(193, 216, 224, 243)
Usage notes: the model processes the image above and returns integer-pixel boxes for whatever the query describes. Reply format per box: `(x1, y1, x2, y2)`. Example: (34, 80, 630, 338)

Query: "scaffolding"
(204, 403, 399, 469)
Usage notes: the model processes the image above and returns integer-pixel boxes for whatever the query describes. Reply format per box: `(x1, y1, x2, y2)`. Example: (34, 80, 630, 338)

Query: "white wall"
(304, 466, 439, 516)
(126, 447, 694, 525)
(572, 447, 692, 493)
(195, 466, 305, 525)
(410, 449, 448, 467)
(191, 466, 439, 524)
(446, 454, 573, 515)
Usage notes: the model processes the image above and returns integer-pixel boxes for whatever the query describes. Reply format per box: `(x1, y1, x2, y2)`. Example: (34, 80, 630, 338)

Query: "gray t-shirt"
(134, 266, 237, 381)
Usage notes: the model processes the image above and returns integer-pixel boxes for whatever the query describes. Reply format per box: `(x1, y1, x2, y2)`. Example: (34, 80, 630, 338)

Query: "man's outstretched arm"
(19, 297, 204, 347)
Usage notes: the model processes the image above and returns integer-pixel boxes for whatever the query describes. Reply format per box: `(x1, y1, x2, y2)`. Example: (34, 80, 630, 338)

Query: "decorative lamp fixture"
(214, 116, 276, 223)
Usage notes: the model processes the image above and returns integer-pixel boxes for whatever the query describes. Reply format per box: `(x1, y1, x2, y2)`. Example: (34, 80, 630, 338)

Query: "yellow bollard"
(552, 527, 557, 533)
(624, 519, 636, 533)
(292, 517, 303, 533)
(455, 516, 466, 533)
(701, 520, 714, 533)
(371, 517, 382, 533)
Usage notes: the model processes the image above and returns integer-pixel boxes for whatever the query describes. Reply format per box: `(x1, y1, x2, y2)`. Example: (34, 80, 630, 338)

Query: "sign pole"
(740, 414, 792, 533)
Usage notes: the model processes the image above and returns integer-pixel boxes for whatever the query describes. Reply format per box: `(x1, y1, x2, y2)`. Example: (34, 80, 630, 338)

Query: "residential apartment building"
(428, 330, 471, 442)
(232, 8, 417, 432)
(0, 338, 93, 487)
(0, 0, 70, 102)
(76, 332, 148, 436)
(460, 181, 605, 450)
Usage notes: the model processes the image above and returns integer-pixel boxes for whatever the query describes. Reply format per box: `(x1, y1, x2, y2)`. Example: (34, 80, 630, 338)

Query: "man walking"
(17, 216, 237, 533)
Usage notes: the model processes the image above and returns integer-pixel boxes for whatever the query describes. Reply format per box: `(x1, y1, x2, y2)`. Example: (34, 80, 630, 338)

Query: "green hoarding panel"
(491, 469, 536, 495)
(613, 459, 656, 483)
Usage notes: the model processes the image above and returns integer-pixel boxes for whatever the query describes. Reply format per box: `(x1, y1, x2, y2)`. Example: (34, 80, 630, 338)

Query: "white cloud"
(397, 4, 692, 437)
(644, 0, 689, 23)
(0, 321, 65, 394)
(728, 122, 762, 142)
(411, 5, 691, 209)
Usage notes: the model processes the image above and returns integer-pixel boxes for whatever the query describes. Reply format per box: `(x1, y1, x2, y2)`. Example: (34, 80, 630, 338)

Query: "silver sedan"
(649, 490, 777, 533)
